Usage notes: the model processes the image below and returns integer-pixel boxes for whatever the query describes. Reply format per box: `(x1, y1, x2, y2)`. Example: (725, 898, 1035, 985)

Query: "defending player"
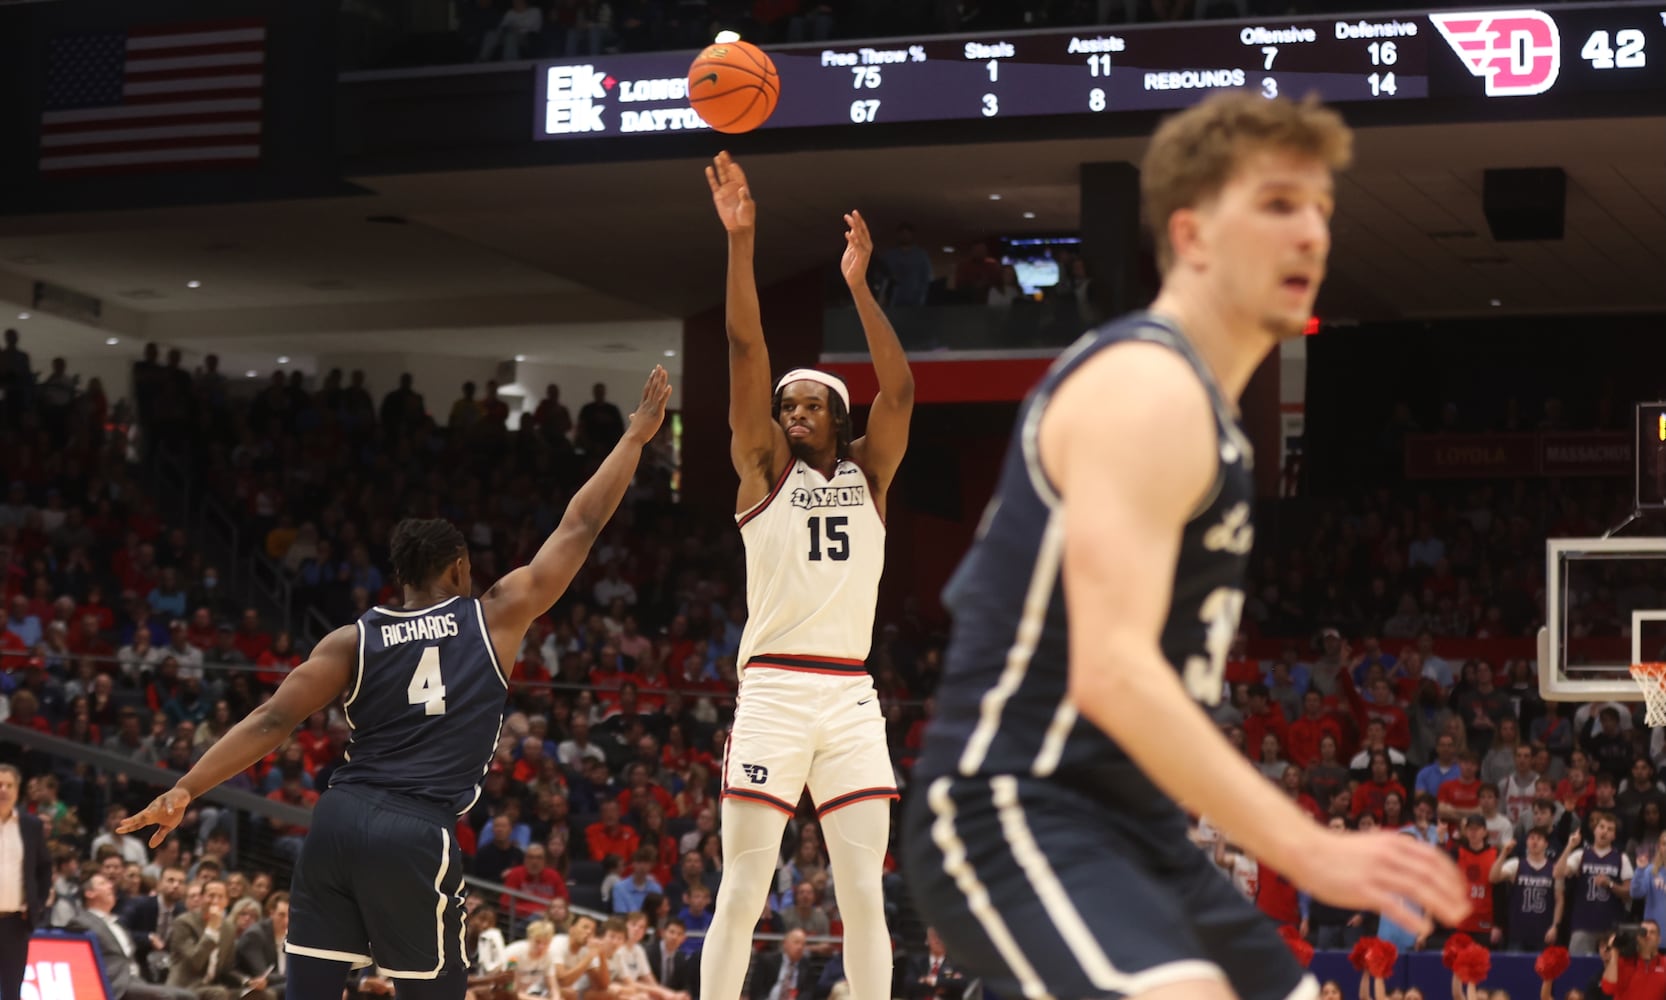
(700, 151, 913, 1000)
(901, 94, 1468, 1000)
(121, 367, 673, 1000)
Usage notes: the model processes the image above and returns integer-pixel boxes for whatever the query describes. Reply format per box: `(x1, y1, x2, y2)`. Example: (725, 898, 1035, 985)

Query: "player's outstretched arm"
(116, 624, 358, 847)
(706, 151, 787, 506)
(482, 366, 671, 639)
(1039, 342, 1469, 935)
(841, 210, 914, 499)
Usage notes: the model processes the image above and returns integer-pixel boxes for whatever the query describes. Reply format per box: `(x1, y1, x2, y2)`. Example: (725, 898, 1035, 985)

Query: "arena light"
(664, 349, 677, 357)
(104, 337, 118, 346)
(714, 30, 741, 43)
(186, 280, 201, 289)
(15, 311, 28, 320)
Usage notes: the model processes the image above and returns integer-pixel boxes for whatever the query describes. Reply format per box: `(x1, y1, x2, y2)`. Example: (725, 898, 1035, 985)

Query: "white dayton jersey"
(735, 457, 884, 676)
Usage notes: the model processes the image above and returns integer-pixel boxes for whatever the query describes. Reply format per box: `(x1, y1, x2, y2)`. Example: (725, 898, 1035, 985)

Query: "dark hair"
(772, 375, 853, 460)
(389, 518, 465, 589)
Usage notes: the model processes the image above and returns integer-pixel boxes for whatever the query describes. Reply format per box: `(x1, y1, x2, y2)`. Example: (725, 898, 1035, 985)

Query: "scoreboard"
(534, 2, 1665, 139)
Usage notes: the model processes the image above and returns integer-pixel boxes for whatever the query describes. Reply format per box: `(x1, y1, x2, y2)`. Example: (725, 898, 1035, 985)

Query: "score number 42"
(1581, 29, 1646, 69)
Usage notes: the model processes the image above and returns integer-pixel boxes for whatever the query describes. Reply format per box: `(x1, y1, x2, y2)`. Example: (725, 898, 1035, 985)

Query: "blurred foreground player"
(902, 94, 1468, 1000)
(122, 367, 673, 1000)
(700, 151, 914, 1000)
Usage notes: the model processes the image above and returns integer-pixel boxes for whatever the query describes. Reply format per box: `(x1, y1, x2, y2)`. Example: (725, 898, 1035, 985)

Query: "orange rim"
(1632, 662, 1666, 680)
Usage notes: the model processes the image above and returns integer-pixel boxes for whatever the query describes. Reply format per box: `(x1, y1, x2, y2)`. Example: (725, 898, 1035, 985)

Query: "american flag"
(39, 19, 265, 176)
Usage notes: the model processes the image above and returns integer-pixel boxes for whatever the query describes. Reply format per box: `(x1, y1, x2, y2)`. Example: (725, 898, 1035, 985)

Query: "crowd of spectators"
(0, 332, 948, 999)
(1201, 625, 1666, 966)
(6, 328, 1666, 1000)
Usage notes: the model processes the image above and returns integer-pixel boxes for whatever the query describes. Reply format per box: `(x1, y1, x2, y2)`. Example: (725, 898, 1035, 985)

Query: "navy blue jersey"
(916, 313, 1255, 790)
(329, 596, 508, 815)
(1507, 856, 1557, 945)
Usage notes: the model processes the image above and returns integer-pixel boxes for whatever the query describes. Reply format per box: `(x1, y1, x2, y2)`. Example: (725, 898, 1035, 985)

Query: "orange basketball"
(687, 41, 780, 134)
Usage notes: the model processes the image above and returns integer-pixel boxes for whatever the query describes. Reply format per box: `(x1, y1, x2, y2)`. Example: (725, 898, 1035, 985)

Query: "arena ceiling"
(0, 114, 1659, 366)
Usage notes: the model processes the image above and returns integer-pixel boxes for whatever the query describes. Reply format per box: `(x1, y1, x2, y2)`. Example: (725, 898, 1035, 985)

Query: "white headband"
(774, 368, 850, 411)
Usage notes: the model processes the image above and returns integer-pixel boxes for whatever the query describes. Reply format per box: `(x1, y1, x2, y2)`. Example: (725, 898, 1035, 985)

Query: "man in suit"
(903, 928, 967, 1000)
(234, 892, 287, 995)
(119, 864, 187, 983)
(67, 872, 197, 999)
(166, 879, 269, 999)
(747, 929, 811, 1000)
(0, 764, 52, 1000)
(645, 916, 701, 998)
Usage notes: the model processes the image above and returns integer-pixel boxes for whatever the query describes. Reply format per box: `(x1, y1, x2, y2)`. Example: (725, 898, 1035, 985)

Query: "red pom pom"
(1443, 933, 1475, 971)
(1366, 940, 1400, 980)
(1536, 946, 1571, 982)
(1454, 945, 1491, 986)
(1350, 937, 1375, 972)
(1284, 934, 1315, 969)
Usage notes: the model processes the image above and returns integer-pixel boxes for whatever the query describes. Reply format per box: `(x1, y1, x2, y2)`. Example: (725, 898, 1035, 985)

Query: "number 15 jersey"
(735, 457, 885, 677)
(916, 313, 1255, 789)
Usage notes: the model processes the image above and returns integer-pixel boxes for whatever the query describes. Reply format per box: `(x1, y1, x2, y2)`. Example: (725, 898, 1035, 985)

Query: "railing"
(300, 606, 333, 648)
(151, 446, 193, 533)
(194, 497, 242, 594)
(246, 552, 296, 636)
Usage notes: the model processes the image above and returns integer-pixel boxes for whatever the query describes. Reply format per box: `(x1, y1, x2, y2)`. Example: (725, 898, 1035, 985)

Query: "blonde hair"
(525, 919, 555, 943)
(1141, 92, 1353, 272)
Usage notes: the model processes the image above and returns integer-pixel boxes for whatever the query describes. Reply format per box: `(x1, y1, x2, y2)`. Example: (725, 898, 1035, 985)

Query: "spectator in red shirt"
(267, 773, 318, 861)
(1353, 752, 1409, 822)
(586, 799, 641, 864)
(1358, 678, 1412, 751)
(255, 632, 301, 688)
(231, 608, 271, 661)
(0, 609, 27, 668)
(618, 763, 675, 820)
(7, 690, 50, 733)
(1242, 683, 1289, 759)
(1438, 751, 1486, 826)
(514, 735, 549, 785)
(69, 614, 113, 660)
(1603, 921, 1666, 1000)
(184, 607, 216, 651)
(1560, 765, 1598, 818)
(1224, 632, 1261, 687)
(1287, 690, 1344, 769)
(501, 842, 570, 921)
(1279, 764, 1323, 822)
(1255, 860, 1301, 930)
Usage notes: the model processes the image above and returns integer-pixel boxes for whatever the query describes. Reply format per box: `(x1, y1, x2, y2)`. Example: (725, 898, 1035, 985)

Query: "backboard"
(1539, 536, 1666, 701)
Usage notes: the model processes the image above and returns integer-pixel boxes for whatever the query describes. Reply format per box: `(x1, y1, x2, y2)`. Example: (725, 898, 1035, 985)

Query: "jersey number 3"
(407, 646, 448, 716)
(1182, 586, 1245, 705)
(808, 516, 850, 561)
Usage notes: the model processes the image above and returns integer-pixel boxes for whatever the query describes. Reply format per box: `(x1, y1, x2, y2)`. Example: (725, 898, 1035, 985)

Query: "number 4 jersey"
(916, 313, 1254, 787)
(735, 457, 885, 676)
(330, 595, 508, 814)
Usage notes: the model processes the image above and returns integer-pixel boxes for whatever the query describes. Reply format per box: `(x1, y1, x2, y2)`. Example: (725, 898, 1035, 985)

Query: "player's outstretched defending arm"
(117, 624, 360, 846)
(482, 365, 672, 640)
(1038, 341, 1470, 936)
(840, 210, 914, 503)
(707, 151, 788, 510)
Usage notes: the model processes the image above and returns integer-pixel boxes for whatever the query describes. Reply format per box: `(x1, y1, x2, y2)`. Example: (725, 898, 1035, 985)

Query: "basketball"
(688, 40, 780, 134)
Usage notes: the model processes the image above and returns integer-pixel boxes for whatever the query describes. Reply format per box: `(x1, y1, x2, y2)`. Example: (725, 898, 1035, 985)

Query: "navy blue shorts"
(902, 774, 1312, 1000)
(285, 785, 467, 980)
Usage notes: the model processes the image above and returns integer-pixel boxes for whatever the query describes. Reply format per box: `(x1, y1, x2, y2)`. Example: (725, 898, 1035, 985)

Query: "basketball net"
(1631, 662, 1666, 727)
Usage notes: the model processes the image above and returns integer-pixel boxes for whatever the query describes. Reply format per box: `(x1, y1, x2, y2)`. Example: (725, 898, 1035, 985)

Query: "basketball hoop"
(1631, 662, 1666, 727)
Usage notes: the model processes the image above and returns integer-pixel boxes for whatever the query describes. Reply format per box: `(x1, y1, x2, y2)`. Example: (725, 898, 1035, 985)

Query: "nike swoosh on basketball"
(693, 72, 718, 87)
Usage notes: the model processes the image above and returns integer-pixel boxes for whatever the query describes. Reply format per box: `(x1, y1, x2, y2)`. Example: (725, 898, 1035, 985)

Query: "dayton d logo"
(1430, 9, 1561, 97)
(741, 763, 769, 784)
